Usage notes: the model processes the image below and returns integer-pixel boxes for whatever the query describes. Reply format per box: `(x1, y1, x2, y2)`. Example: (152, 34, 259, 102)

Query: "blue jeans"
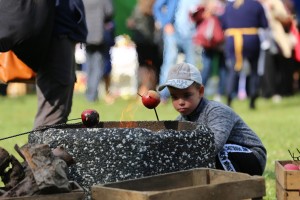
(226, 57, 260, 99)
(159, 31, 196, 99)
(85, 51, 104, 101)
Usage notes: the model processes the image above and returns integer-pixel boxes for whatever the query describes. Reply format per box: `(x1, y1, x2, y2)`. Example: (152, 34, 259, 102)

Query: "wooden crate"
(2, 182, 84, 200)
(92, 168, 266, 200)
(275, 160, 300, 200)
(276, 181, 300, 200)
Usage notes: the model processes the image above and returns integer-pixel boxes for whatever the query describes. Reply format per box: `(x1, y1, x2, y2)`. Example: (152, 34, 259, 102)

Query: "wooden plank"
(208, 169, 253, 184)
(1, 192, 85, 200)
(2, 182, 84, 200)
(92, 186, 149, 200)
(275, 160, 300, 190)
(146, 178, 265, 200)
(92, 168, 266, 200)
(93, 178, 265, 200)
(276, 181, 300, 200)
(191, 168, 208, 186)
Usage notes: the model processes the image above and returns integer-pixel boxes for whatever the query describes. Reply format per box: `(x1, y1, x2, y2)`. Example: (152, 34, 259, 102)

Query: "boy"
(158, 63, 266, 175)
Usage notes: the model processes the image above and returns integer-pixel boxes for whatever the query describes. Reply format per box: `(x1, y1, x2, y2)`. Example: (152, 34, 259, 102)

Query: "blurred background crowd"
(1, 0, 300, 110)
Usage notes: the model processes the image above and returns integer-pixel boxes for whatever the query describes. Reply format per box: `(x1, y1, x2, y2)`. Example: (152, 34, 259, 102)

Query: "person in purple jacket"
(220, 0, 268, 109)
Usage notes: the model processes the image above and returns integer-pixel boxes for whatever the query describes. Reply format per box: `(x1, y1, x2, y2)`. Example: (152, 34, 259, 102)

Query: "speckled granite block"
(28, 121, 215, 199)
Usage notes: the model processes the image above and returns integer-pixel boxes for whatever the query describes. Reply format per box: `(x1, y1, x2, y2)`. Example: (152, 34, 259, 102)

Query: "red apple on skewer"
(81, 109, 100, 127)
(141, 90, 161, 109)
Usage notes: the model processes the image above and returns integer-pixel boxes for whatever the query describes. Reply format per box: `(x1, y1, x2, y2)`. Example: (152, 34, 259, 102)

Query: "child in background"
(158, 62, 266, 175)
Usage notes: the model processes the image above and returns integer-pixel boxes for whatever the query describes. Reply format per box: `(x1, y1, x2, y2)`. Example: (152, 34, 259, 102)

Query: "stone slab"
(28, 121, 215, 199)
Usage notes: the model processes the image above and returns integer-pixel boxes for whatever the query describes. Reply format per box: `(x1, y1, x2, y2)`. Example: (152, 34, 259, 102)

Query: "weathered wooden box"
(275, 160, 300, 200)
(92, 168, 266, 200)
(1, 182, 84, 200)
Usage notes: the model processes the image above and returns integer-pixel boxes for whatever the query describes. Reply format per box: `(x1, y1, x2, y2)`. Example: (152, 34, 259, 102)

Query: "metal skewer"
(137, 93, 160, 121)
(0, 118, 81, 141)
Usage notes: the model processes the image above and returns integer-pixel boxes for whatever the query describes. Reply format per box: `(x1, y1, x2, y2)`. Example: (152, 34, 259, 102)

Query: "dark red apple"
(81, 109, 100, 127)
(141, 90, 161, 109)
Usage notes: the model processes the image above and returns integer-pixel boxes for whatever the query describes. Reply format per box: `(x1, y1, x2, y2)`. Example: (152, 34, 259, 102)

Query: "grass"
(1, 91, 300, 200)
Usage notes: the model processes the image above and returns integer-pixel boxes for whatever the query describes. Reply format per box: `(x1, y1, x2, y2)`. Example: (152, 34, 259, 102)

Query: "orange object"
(0, 50, 36, 83)
(225, 27, 258, 71)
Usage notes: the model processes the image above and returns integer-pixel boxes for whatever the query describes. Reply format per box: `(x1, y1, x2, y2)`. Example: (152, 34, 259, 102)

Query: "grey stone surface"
(28, 121, 215, 199)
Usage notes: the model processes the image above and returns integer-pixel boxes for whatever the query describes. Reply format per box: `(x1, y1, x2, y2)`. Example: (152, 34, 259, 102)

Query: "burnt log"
(19, 144, 71, 194)
(0, 147, 10, 175)
(1, 165, 39, 198)
(1, 155, 25, 190)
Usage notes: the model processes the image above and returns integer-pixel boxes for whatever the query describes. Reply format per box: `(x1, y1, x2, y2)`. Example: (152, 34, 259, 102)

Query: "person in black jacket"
(33, 0, 88, 129)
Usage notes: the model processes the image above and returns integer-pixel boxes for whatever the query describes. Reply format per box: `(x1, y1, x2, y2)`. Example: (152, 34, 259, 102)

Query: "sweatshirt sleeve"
(153, 0, 178, 28)
(204, 105, 236, 155)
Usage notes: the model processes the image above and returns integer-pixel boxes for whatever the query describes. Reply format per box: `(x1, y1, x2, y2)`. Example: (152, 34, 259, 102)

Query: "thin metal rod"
(67, 118, 81, 122)
(0, 131, 33, 141)
(0, 118, 81, 141)
(154, 108, 159, 121)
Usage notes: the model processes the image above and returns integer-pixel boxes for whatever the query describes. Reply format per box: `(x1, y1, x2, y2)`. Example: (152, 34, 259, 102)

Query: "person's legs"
(180, 36, 196, 66)
(226, 59, 239, 107)
(248, 58, 260, 109)
(0, 84, 7, 96)
(238, 73, 248, 100)
(216, 144, 263, 176)
(85, 50, 104, 102)
(34, 36, 76, 129)
(218, 52, 227, 96)
(201, 49, 213, 86)
(159, 32, 178, 100)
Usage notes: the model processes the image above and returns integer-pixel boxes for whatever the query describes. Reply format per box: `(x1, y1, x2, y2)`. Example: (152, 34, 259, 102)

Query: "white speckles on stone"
(29, 123, 215, 200)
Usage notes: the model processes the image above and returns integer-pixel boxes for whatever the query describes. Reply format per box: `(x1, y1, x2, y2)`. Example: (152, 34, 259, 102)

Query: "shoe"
(227, 96, 232, 107)
(249, 97, 256, 110)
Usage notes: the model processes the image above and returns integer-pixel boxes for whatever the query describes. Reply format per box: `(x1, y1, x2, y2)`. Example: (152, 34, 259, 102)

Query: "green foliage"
(1, 93, 300, 199)
(113, 0, 136, 36)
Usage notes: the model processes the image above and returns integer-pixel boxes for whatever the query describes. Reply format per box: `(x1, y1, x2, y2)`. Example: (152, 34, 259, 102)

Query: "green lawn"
(1, 92, 300, 200)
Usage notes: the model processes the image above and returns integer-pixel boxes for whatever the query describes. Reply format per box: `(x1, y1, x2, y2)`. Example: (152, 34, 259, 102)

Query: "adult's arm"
(153, 0, 178, 28)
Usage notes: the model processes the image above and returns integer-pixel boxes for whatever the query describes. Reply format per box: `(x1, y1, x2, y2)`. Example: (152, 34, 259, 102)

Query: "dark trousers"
(226, 58, 260, 99)
(216, 151, 263, 176)
(0, 84, 7, 96)
(34, 36, 76, 129)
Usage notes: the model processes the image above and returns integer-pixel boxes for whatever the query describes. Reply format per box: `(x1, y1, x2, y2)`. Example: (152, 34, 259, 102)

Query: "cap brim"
(158, 79, 194, 91)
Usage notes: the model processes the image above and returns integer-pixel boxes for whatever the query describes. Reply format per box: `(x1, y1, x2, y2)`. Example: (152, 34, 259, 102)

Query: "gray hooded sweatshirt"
(176, 98, 267, 172)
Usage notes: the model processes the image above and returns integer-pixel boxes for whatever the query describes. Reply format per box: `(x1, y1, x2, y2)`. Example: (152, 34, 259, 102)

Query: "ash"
(29, 122, 215, 199)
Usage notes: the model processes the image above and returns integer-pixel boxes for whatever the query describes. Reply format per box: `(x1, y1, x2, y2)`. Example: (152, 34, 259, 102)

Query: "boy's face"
(168, 84, 204, 116)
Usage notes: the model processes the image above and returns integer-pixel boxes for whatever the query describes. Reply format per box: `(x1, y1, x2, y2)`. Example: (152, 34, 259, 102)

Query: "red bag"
(290, 22, 300, 62)
(193, 16, 224, 49)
